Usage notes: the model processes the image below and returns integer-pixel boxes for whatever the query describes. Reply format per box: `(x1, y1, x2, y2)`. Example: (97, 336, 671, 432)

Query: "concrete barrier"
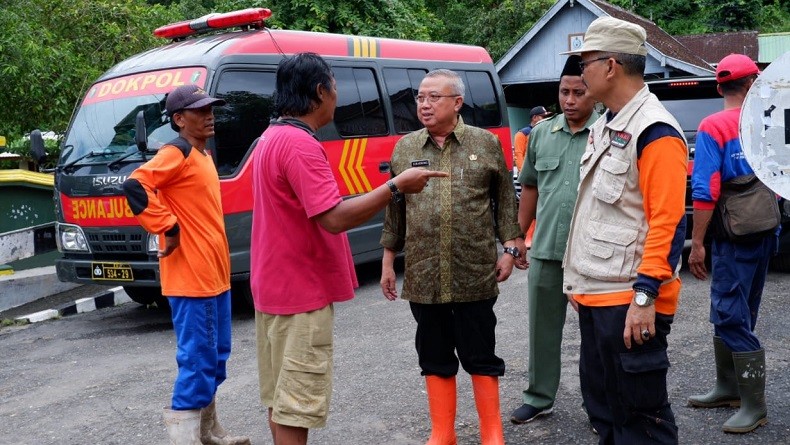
(0, 222, 55, 264)
(0, 265, 78, 312)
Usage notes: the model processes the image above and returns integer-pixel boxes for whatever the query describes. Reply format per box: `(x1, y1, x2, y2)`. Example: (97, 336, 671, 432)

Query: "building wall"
(758, 33, 790, 63)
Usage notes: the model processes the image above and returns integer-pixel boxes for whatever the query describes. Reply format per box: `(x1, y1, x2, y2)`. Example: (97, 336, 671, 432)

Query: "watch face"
(635, 292, 648, 306)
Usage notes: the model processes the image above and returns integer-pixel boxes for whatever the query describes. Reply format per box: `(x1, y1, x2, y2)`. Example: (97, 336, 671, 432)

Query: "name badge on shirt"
(610, 131, 632, 149)
(411, 159, 430, 167)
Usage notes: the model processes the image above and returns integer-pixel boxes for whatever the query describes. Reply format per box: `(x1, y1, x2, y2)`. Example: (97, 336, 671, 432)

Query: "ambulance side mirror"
(135, 111, 148, 153)
(30, 129, 47, 164)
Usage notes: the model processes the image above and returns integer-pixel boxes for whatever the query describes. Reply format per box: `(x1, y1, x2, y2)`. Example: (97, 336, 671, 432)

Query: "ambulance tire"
(123, 286, 170, 310)
(770, 254, 790, 273)
(231, 280, 255, 311)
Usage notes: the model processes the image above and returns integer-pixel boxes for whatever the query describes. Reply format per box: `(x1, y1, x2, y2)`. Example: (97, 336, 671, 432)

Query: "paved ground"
(1, 261, 790, 444)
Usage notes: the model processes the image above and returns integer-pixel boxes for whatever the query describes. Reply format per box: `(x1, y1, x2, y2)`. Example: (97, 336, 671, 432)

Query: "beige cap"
(561, 16, 648, 56)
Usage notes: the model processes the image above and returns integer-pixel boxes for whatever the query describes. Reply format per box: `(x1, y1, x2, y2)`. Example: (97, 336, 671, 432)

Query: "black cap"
(530, 106, 552, 118)
(165, 85, 226, 116)
(561, 55, 583, 77)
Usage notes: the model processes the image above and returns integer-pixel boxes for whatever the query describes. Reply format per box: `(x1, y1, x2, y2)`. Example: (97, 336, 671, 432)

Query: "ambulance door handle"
(379, 162, 391, 174)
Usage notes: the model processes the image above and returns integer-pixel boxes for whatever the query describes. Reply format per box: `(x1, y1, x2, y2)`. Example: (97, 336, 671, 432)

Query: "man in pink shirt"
(250, 52, 447, 445)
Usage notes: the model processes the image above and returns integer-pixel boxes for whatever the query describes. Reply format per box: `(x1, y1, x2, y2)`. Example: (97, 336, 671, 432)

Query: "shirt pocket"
(457, 164, 491, 216)
(535, 156, 560, 193)
(578, 219, 639, 282)
(592, 155, 630, 204)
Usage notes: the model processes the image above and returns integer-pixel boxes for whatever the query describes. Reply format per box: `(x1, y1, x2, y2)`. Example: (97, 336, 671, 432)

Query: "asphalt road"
(2, 261, 790, 444)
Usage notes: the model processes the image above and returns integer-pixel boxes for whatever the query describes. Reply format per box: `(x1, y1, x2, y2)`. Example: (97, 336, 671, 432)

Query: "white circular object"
(740, 51, 790, 198)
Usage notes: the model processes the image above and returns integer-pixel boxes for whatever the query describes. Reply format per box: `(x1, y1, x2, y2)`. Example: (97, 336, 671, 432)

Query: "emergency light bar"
(668, 81, 700, 88)
(154, 8, 272, 39)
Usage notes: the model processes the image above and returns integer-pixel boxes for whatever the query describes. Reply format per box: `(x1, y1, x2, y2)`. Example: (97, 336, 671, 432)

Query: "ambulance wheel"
(770, 254, 790, 273)
(123, 286, 170, 310)
(231, 280, 255, 311)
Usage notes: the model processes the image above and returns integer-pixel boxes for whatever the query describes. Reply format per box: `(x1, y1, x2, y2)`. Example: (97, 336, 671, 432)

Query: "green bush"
(0, 134, 60, 170)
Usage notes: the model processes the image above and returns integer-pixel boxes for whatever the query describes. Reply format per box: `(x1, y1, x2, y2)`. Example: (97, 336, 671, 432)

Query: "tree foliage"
(425, 0, 555, 60)
(0, 0, 788, 156)
(0, 0, 179, 140)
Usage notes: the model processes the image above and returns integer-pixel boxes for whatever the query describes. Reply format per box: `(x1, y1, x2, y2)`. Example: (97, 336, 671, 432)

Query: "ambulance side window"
(333, 67, 387, 137)
(458, 71, 501, 128)
(383, 68, 426, 134)
(213, 70, 276, 177)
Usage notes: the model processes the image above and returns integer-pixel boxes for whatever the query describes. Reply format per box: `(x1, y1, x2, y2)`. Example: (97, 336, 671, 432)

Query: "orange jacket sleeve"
(636, 136, 688, 282)
(122, 146, 185, 235)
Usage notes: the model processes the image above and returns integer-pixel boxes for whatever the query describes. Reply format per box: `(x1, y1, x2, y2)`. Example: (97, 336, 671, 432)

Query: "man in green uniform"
(510, 56, 599, 424)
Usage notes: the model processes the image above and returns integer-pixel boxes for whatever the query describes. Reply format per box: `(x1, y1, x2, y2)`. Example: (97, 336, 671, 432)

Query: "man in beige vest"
(561, 17, 688, 444)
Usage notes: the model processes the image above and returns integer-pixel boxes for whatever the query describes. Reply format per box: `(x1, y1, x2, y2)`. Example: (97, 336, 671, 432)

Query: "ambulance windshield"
(60, 95, 176, 166)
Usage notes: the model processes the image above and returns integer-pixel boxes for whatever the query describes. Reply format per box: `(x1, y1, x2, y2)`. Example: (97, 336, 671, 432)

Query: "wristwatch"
(386, 179, 403, 203)
(633, 290, 656, 307)
(503, 246, 521, 259)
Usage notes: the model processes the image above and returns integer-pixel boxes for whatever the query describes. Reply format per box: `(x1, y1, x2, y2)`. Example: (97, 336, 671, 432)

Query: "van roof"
(100, 29, 492, 82)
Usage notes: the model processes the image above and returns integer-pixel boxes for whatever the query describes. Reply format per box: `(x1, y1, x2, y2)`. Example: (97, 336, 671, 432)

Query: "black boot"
(688, 336, 740, 408)
(723, 348, 767, 433)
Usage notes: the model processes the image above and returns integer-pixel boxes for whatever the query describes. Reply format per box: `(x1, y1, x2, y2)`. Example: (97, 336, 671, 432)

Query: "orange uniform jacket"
(123, 138, 230, 297)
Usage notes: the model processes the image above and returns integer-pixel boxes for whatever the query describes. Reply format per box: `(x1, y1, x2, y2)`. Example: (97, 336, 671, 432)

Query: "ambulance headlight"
(56, 223, 90, 253)
(147, 233, 160, 253)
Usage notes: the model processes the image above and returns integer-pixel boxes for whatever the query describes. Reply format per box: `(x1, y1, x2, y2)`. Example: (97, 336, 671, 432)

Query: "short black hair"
(274, 53, 334, 118)
(719, 75, 756, 95)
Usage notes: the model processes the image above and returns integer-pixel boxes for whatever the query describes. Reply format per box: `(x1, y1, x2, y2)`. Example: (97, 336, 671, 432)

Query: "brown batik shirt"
(381, 117, 521, 304)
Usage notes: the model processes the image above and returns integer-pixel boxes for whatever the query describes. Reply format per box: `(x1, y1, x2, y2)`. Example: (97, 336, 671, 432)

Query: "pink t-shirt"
(250, 122, 358, 315)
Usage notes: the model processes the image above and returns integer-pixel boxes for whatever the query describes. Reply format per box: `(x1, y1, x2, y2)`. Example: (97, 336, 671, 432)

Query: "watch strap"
(386, 179, 403, 202)
(633, 286, 657, 299)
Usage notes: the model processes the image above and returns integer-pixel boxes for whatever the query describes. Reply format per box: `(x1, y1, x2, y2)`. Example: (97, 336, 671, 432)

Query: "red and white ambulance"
(44, 8, 513, 306)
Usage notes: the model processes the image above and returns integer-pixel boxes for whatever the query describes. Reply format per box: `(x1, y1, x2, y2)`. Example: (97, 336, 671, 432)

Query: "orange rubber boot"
(471, 375, 505, 445)
(425, 376, 457, 445)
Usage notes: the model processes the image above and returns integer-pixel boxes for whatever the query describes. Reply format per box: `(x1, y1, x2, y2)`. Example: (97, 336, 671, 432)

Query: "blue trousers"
(710, 236, 776, 352)
(168, 290, 232, 410)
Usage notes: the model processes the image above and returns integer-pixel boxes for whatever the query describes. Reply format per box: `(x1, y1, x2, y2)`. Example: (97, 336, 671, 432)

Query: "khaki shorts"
(256, 304, 334, 429)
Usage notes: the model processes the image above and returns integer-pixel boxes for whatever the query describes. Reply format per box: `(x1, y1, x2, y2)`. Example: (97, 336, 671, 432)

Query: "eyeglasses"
(415, 94, 460, 104)
(578, 56, 623, 72)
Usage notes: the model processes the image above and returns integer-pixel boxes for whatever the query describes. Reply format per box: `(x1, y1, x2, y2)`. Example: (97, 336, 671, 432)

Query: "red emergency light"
(668, 81, 700, 88)
(154, 8, 272, 40)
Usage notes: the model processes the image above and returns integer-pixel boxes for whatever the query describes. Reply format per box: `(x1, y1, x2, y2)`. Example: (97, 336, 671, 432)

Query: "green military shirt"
(381, 117, 521, 304)
(517, 111, 599, 261)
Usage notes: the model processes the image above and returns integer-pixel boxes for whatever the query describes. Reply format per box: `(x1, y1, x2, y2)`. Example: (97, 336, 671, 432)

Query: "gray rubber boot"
(163, 408, 201, 445)
(688, 336, 740, 408)
(723, 348, 768, 433)
(200, 397, 251, 445)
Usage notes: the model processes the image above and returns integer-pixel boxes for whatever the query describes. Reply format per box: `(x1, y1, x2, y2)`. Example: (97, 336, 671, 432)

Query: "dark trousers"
(710, 235, 776, 352)
(410, 298, 505, 377)
(578, 303, 678, 445)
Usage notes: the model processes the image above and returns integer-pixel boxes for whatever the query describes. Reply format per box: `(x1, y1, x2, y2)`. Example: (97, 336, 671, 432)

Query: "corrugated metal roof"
(674, 31, 758, 65)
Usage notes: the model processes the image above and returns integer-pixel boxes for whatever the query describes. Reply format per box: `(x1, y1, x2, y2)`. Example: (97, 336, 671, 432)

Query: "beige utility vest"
(563, 86, 686, 296)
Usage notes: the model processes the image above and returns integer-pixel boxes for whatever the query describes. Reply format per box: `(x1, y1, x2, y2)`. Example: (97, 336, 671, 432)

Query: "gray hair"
(424, 69, 465, 97)
(601, 52, 646, 77)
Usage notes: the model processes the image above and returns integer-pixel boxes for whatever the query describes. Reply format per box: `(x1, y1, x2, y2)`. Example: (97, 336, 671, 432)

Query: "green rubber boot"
(688, 336, 740, 408)
(723, 348, 767, 433)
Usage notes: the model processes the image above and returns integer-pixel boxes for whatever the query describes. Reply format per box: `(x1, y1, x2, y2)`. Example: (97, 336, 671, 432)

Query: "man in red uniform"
(123, 84, 250, 444)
